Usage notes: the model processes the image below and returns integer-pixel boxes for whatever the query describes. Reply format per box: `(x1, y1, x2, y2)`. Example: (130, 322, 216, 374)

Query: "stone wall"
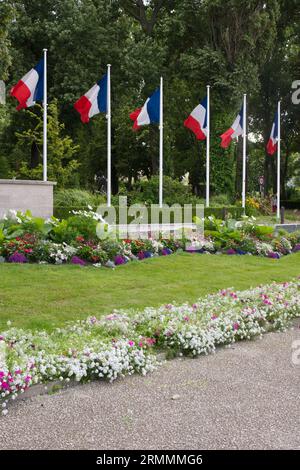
(0, 180, 56, 219)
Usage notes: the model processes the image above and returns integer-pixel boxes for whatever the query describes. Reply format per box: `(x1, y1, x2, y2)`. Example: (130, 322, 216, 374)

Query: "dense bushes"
(54, 184, 243, 221)
(123, 176, 200, 206)
(54, 189, 106, 219)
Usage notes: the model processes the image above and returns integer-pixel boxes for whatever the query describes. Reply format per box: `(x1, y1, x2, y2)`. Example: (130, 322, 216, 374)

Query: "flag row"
(8, 54, 282, 218)
(10, 57, 279, 156)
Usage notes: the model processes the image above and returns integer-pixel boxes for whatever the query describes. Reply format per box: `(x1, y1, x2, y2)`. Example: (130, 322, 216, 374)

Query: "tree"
(11, 100, 79, 186)
(0, 0, 14, 81)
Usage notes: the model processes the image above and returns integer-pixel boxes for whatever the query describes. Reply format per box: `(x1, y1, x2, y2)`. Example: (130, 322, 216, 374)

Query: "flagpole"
(107, 64, 111, 207)
(206, 85, 210, 208)
(43, 49, 47, 182)
(277, 101, 281, 221)
(242, 94, 247, 211)
(159, 77, 163, 208)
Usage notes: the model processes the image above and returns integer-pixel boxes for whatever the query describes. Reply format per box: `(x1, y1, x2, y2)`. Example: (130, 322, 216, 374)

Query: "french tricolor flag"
(266, 112, 278, 155)
(184, 96, 208, 140)
(10, 58, 44, 110)
(220, 104, 244, 148)
(130, 87, 160, 130)
(74, 74, 107, 123)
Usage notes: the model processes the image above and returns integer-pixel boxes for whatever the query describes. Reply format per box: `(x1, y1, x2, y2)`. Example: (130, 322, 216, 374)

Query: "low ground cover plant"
(1, 278, 299, 415)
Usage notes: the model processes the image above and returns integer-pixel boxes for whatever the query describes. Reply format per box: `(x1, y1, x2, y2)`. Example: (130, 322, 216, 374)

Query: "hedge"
(54, 205, 244, 223)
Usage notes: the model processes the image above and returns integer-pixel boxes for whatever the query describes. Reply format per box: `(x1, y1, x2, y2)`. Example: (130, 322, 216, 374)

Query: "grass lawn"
(255, 209, 300, 225)
(0, 252, 299, 331)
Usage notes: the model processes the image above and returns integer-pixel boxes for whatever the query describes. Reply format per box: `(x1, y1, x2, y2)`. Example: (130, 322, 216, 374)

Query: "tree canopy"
(0, 0, 299, 199)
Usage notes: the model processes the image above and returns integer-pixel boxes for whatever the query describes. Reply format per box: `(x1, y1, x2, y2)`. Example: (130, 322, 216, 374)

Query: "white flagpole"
(242, 94, 247, 210)
(159, 77, 163, 208)
(277, 101, 281, 220)
(206, 85, 210, 207)
(43, 49, 47, 182)
(107, 64, 111, 207)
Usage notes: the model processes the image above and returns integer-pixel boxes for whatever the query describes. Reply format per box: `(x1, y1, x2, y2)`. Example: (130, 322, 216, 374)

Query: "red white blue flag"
(266, 112, 278, 155)
(74, 74, 107, 123)
(10, 58, 44, 110)
(220, 104, 244, 148)
(130, 87, 160, 130)
(184, 96, 208, 140)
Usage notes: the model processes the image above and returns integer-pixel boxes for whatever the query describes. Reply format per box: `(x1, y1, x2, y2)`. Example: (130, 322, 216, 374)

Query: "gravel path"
(1, 325, 300, 450)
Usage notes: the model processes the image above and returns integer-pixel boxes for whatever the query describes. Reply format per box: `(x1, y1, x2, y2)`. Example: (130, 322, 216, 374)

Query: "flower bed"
(0, 210, 300, 267)
(1, 279, 300, 414)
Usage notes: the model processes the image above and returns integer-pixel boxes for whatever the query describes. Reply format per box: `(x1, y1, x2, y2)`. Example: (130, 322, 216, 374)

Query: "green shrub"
(253, 225, 274, 239)
(98, 206, 243, 224)
(125, 176, 200, 206)
(209, 194, 233, 206)
(54, 189, 106, 219)
(204, 207, 244, 220)
(50, 215, 98, 244)
(0, 211, 52, 239)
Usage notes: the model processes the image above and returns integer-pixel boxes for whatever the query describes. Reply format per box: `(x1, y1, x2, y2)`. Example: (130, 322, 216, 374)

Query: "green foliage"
(0, 0, 299, 201)
(50, 215, 98, 244)
(54, 189, 106, 218)
(126, 176, 199, 205)
(253, 225, 274, 239)
(0, 210, 53, 239)
(0, 0, 14, 80)
(12, 100, 79, 186)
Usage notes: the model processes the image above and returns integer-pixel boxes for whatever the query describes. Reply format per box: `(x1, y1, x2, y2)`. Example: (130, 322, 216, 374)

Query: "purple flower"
(144, 251, 153, 258)
(292, 244, 300, 253)
(161, 248, 172, 256)
(137, 251, 145, 260)
(114, 255, 125, 265)
(8, 252, 27, 263)
(267, 252, 280, 259)
(226, 248, 236, 255)
(71, 256, 86, 266)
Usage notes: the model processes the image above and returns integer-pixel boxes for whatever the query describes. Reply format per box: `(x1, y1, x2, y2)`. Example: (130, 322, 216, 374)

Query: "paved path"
(1, 325, 300, 450)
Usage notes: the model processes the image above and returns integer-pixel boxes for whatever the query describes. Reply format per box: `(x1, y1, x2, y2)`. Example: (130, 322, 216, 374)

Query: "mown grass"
(0, 252, 299, 331)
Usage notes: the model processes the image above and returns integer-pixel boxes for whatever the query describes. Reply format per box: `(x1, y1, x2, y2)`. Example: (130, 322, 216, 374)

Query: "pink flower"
(146, 338, 156, 346)
(211, 315, 218, 320)
(128, 340, 135, 347)
(233, 322, 239, 331)
(183, 315, 190, 322)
